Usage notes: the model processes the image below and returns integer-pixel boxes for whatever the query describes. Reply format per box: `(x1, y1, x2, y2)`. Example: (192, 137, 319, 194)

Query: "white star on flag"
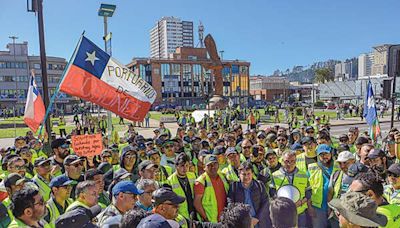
(367, 95, 375, 109)
(85, 51, 99, 66)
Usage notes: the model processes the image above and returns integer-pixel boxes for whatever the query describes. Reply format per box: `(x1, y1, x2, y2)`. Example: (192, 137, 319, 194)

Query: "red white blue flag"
(59, 36, 156, 121)
(363, 81, 381, 141)
(24, 70, 45, 132)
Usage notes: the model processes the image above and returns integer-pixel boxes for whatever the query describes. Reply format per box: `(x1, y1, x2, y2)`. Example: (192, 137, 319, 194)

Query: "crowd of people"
(1, 107, 400, 228)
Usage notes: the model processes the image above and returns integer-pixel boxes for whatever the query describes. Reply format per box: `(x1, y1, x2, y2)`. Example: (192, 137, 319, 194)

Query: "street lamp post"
(9, 36, 18, 137)
(98, 3, 116, 144)
(27, 0, 52, 142)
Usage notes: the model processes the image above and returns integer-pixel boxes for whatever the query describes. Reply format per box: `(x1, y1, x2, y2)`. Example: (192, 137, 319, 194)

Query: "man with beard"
(50, 138, 71, 177)
(367, 149, 388, 176)
(296, 136, 318, 173)
(349, 172, 400, 228)
(274, 134, 289, 157)
(308, 144, 338, 228)
(250, 145, 267, 178)
(256, 131, 267, 147)
(358, 144, 374, 167)
(9, 188, 50, 228)
(222, 147, 241, 183)
(265, 133, 278, 151)
(16, 146, 34, 177)
(85, 169, 110, 209)
(348, 127, 359, 154)
(328, 151, 356, 202)
(383, 163, 400, 204)
(32, 157, 53, 202)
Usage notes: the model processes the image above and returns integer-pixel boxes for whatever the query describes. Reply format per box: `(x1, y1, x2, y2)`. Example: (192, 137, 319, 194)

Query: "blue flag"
(363, 81, 377, 125)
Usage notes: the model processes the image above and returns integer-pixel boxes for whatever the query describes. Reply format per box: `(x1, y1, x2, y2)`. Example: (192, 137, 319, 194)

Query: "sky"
(1, 0, 400, 75)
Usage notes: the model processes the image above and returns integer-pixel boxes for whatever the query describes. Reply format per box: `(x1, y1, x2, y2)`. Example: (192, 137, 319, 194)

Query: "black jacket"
(227, 180, 272, 228)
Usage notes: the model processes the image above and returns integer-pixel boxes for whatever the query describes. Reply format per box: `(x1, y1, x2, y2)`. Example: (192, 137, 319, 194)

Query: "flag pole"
(38, 34, 84, 137)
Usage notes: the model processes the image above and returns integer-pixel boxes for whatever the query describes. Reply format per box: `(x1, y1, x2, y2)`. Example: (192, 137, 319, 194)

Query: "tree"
(314, 68, 334, 83)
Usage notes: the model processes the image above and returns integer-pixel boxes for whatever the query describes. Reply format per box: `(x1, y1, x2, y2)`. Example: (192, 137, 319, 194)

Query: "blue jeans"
(312, 207, 328, 228)
(298, 212, 307, 228)
(145, 118, 150, 127)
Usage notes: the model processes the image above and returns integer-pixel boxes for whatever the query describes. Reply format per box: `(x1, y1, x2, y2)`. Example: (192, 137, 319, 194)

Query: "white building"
(150, 17, 194, 59)
(358, 53, 374, 78)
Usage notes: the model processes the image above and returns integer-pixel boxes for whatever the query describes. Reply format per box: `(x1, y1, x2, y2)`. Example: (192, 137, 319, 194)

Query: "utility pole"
(9, 36, 18, 138)
(28, 0, 52, 142)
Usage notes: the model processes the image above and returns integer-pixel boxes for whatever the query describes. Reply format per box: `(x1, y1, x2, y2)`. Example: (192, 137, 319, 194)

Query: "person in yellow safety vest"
(328, 151, 356, 202)
(349, 171, 400, 228)
(147, 149, 172, 184)
(167, 153, 196, 222)
(213, 145, 228, 171)
(194, 155, 229, 223)
(312, 116, 321, 133)
(0, 173, 26, 227)
(250, 145, 267, 178)
(6, 156, 33, 180)
(8, 188, 51, 228)
(328, 191, 387, 228)
(66, 180, 99, 213)
(326, 151, 356, 227)
(383, 163, 400, 204)
(32, 157, 53, 202)
(59, 116, 67, 138)
(304, 126, 315, 138)
(159, 122, 172, 139)
(307, 144, 338, 228)
(28, 139, 48, 164)
(222, 147, 241, 183)
(49, 138, 71, 177)
(99, 115, 107, 135)
(16, 146, 35, 177)
(270, 151, 311, 227)
(138, 187, 186, 228)
(240, 139, 253, 162)
(228, 161, 272, 228)
(44, 175, 76, 228)
(84, 169, 110, 209)
(296, 136, 318, 173)
(97, 181, 144, 227)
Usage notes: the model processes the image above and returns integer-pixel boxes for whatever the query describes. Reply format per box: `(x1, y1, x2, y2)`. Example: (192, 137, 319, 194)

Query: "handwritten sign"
(71, 134, 103, 157)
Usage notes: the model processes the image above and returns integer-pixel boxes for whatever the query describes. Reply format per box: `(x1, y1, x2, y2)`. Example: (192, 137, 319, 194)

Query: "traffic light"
(382, 79, 392, 99)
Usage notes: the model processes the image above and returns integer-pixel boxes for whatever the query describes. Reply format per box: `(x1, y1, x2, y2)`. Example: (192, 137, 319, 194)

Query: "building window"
(33, 63, 41, 69)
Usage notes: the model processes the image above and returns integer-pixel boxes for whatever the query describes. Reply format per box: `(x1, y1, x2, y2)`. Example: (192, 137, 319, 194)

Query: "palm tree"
(314, 68, 334, 83)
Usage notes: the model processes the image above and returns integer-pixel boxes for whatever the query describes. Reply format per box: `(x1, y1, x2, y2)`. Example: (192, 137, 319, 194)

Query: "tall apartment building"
(0, 41, 76, 113)
(334, 58, 358, 81)
(358, 53, 374, 78)
(371, 44, 390, 76)
(150, 17, 194, 59)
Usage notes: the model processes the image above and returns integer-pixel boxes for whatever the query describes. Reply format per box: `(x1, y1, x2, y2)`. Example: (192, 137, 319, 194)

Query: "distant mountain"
(272, 59, 341, 83)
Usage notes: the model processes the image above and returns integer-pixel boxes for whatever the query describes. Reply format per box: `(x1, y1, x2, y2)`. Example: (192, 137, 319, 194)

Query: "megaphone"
(277, 185, 301, 203)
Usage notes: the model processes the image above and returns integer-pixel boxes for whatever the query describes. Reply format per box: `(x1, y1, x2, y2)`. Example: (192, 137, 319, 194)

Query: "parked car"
(326, 103, 337, 110)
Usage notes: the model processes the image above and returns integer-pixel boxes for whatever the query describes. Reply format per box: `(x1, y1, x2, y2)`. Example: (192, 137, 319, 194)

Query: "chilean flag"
(24, 70, 45, 132)
(59, 36, 156, 121)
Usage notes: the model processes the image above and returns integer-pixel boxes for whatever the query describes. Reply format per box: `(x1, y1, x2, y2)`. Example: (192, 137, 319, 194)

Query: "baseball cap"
(138, 160, 158, 171)
(33, 157, 50, 167)
(55, 207, 101, 228)
(213, 145, 226, 156)
(367, 149, 386, 159)
(113, 168, 132, 180)
(225, 147, 237, 156)
(112, 181, 144, 196)
(265, 149, 277, 157)
(63, 155, 83, 166)
(137, 214, 174, 228)
(101, 149, 112, 157)
(301, 136, 315, 145)
(387, 163, 400, 176)
(339, 134, 349, 141)
(122, 145, 137, 154)
(147, 149, 159, 157)
(152, 187, 185, 206)
(145, 140, 154, 146)
(266, 133, 277, 142)
(4, 173, 24, 188)
(97, 162, 112, 174)
(203, 155, 218, 166)
(51, 138, 69, 149)
(257, 131, 267, 139)
(290, 143, 303, 151)
(305, 126, 314, 132)
(316, 144, 331, 155)
(336, 151, 355, 162)
(198, 149, 211, 158)
(49, 175, 77, 188)
(328, 192, 387, 227)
